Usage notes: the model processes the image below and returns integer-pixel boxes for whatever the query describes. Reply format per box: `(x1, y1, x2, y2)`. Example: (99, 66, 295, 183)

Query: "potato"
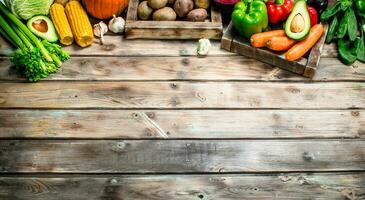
(148, 0, 168, 9)
(152, 7, 177, 21)
(194, 0, 209, 9)
(173, 0, 194, 17)
(186, 8, 207, 22)
(138, 1, 154, 20)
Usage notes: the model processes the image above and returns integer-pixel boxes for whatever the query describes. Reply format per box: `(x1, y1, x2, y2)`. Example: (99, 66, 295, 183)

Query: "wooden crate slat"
(0, 109, 363, 139)
(0, 140, 364, 173)
(304, 24, 329, 77)
(0, 82, 364, 109)
(1, 173, 364, 200)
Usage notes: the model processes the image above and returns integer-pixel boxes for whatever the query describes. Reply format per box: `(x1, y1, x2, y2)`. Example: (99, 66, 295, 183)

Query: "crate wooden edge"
(221, 22, 328, 78)
(125, 0, 223, 40)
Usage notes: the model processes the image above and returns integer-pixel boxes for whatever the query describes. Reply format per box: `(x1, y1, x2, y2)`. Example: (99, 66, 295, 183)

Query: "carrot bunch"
(250, 24, 324, 61)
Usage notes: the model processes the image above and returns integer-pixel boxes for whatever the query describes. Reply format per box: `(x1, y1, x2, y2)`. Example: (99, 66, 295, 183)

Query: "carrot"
(267, 36, 297, 51)
(285, 24, 324, 61)
(250, 30, 286, 48)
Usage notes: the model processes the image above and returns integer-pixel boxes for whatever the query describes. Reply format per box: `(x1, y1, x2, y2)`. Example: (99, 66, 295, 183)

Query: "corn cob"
(65, 1, 94, 47)
(50, 3, 74, 46)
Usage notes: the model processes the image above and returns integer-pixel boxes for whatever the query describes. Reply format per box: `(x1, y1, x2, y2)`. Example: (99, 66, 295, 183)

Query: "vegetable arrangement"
(137, 0, 210, 21)
(0, 0, 130, 81)
(0, 2, 69, 81)
(321, 0, 364, 65)
(232, 0, 328, 61)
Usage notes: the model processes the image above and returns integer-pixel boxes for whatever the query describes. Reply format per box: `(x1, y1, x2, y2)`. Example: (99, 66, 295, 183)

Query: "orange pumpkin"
(82, 0, 129, 19)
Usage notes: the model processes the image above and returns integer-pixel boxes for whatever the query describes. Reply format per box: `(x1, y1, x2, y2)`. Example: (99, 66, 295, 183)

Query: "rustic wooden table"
(0, 35, 364, 199)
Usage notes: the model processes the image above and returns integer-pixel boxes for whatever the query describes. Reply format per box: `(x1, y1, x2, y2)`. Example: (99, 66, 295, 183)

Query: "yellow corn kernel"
(50, 3, 74, 46)
(65, 1, 94, 47)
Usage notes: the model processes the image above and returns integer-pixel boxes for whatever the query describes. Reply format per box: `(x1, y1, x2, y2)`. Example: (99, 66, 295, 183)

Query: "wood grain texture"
(0, 56, 300, 81)
(0, 82, 364, 109)
(0, 36, 341, 57)
(0, 110, 364, 139)
(0, 140, 364, 173)
(1, 173, 364, 200)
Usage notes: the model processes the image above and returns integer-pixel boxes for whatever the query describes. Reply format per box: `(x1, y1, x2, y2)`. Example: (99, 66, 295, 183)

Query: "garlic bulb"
(93, 21, 108, 45)
(197, 39, 211, 56)
(108, 15, 125, 34)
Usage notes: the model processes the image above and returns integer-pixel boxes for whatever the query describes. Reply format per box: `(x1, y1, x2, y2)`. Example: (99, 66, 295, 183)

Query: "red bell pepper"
(266, 0, 294, 24)
(307, 6, 318, 27)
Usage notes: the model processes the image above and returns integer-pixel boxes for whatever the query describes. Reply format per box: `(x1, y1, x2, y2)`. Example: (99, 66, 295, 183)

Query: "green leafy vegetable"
(4, 0, 53, 20)
(347, 8, 358, 41)
(325, 15, 338, 43)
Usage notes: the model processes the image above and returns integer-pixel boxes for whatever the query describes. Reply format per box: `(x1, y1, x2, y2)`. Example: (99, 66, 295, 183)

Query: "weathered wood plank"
(0, 35, 341, 57)
(0, 82, 364, 109)
(0, 56, 297, 81)
(0, 110, 363, 139)
(0, 173, 364, 200)
(0, 140, 364, 173)
(1, 57, 363, 81)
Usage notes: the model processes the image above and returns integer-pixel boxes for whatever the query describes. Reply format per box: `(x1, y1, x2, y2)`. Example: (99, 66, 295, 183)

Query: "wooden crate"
(125, 0, 223, 40)
(221, 22, 328, 78)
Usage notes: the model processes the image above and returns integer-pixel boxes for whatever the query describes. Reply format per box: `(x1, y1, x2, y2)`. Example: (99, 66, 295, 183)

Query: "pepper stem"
(275, 0, 285, 5)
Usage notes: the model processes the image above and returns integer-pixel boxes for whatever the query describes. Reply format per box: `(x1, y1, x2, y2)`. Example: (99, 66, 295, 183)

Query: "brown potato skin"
(186, 8, 207, 21)
(173, 0, 194, 17)
(148, 0, 168, 10)
(194, 0, 209, 9)
(152, 7, 177, 21)
(138, 1, 154, 20)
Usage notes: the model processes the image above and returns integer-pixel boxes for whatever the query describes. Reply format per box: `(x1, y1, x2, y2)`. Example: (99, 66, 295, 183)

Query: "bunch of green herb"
(321, 0, 364, 65)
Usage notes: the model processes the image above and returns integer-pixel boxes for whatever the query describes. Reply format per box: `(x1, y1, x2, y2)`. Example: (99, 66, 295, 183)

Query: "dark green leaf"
(326, 15, 338, 43)
(338, 39, 357, 65)
(337, 12, 348, 39)
(321, 1, 341, 21)
(347, 9, 358, 41)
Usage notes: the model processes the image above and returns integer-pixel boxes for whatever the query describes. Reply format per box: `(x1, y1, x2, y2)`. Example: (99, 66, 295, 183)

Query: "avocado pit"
(32, 19, 49, 33)
(290, 14, 305, 33)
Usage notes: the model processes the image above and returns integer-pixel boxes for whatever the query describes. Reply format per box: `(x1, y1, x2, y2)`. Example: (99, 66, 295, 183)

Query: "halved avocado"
(27, 16, 58, 43)
(285, 0, 311, 40)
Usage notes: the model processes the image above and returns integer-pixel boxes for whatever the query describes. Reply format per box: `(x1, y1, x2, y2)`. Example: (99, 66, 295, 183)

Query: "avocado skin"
(27, 16, 59, 43)
(285, 0, 311, 41)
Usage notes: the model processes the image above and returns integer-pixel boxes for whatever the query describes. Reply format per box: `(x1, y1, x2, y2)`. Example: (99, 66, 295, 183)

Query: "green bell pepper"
(232, 0, 269, 39)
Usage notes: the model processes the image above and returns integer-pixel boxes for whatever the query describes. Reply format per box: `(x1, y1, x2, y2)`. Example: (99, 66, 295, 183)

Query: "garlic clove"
(108, 15, 125, 34)
(93, 21, 108, 45)
(197, 39, 211, 56)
